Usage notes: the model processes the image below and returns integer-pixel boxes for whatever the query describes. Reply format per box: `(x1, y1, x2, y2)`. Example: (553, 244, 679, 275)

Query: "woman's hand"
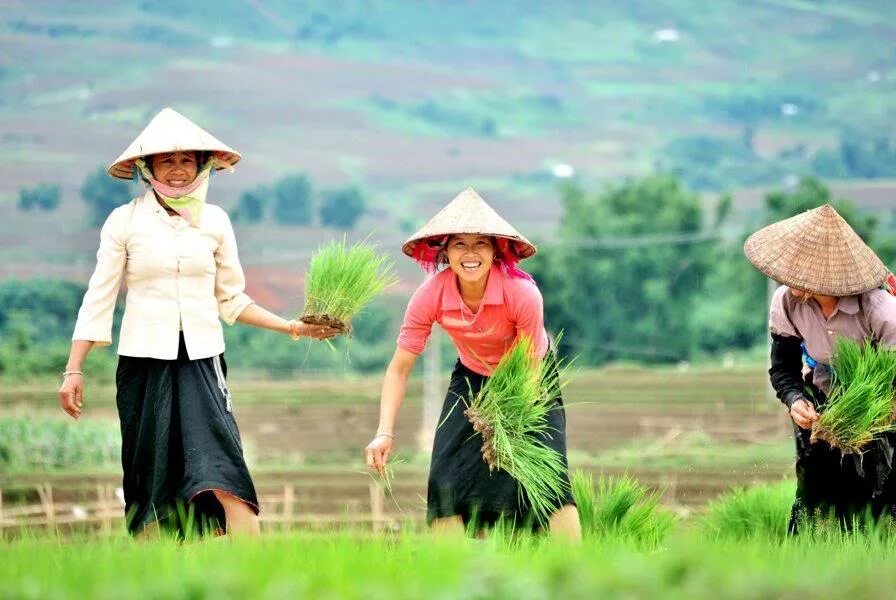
(288, 320, 342, 340)
(365, 433, 394, 475)
(59, 374, 84, 420)
(790, 398, 819, 430)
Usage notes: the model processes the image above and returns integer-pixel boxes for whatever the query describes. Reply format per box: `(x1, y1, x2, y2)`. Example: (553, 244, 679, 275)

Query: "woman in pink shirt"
(745, 204, 896, 533)
(365, 188, 580, 539)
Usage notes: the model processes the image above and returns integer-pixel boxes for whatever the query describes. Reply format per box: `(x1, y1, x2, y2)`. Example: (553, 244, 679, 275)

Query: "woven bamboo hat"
(744, 204, 888, 296)
(108, 108, 241, 179)
(402, 187, 536, 259)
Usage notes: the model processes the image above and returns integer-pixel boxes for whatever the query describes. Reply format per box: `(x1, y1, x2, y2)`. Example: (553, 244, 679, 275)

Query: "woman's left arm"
(214, 209, 338, 340)
(236, 304, 339, 339)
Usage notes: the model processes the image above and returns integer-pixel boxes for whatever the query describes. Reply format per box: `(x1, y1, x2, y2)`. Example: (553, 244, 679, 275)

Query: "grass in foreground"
(8, 528, 896, 599)
(701, 479, 795, 541)
(300, 237, 399, 335)
(572, 471, 676, 549)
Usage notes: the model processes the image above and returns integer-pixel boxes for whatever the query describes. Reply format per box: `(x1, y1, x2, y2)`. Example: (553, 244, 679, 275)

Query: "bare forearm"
(377, 366, 411, 434)
(66, 340, 95, 371)
(235, 303, 291, 334)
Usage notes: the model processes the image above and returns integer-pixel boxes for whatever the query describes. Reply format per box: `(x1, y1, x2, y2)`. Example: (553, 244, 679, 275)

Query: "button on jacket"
(72, 190, 254, 360)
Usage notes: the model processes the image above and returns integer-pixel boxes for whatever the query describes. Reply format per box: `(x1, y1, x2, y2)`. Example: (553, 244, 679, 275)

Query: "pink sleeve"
(510, 279, 548, 358)
(396, 278, 439, 355)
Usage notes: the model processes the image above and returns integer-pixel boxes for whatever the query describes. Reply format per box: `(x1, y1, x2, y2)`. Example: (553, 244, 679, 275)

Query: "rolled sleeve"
(397, 280, 437, 355)
(72, 208, 127, 345)
(214, 211, 253, 325)
(510, 279, 549, 358)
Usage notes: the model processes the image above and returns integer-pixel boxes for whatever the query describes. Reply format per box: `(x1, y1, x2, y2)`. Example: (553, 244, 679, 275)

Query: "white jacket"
(72, 190, 253, 360)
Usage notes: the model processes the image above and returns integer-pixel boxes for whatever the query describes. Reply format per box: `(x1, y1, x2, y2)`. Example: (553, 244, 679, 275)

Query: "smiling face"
(149, 151, 199, 188)
(444, 233, 496, 286)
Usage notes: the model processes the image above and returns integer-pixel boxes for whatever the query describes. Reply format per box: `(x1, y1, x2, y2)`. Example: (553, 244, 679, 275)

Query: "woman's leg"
(213, 490, 260, 537)
(429, 515, 465, 537)
(548, 504, 581, 542)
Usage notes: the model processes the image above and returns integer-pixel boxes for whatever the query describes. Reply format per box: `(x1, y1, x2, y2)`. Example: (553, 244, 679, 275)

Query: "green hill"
(1, 0, 894, 277)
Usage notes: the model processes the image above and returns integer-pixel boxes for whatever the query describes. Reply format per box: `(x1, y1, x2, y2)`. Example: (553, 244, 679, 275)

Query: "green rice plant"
(572, 470, 676, 548)
(812, 337, 896, 453)
(463, 336, 570, 527)
(300, 237, 399, 335)
(701, 480, 795, 541)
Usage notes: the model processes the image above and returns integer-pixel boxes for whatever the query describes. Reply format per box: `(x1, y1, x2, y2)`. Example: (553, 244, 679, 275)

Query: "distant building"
(551, 163, 575, 178)
(652, 28, 680, 43)
(780, 103, 800, 117)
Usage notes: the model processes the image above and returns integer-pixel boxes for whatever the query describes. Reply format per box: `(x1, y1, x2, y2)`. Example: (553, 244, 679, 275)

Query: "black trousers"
(789, 426, 896, 533)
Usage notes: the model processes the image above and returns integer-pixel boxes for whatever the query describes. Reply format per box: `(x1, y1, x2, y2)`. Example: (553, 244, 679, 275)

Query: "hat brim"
(108, 150, 241, 180)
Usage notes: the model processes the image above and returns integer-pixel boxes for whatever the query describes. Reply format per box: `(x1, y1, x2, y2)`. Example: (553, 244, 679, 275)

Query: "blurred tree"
(80, 167, 133, 226)
(812, 134, 896, 179)
(320, 187, 366, 229)
(232, 186, 268, 224)
(18, 183, 60, 212)
(272, 174, 313, 225)
(531, 175, 721, 364)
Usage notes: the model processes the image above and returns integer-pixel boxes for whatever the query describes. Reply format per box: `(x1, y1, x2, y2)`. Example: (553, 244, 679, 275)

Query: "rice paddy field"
(6, 361, 864, 598)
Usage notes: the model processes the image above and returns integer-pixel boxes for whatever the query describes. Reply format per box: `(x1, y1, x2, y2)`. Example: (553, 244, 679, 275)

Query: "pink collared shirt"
(397, 264, 549, 376)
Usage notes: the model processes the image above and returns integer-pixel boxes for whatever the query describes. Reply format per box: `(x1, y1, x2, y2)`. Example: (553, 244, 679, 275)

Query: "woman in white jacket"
(59, 108, 339, 538)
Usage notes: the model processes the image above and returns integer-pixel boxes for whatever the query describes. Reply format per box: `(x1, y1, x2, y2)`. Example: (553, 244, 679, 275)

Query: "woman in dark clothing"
(745, 204, 896, 532)
(59, 108, 339, 537)
(365, 188, 579, 539)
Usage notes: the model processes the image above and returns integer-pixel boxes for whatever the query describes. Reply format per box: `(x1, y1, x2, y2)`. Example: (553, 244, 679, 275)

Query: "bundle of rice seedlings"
(300, 237, 399, 335)
(700, 480, 795, 541)
(464, 335, 570, 526)
(811, 337, 896, 453)
(572, 470, 676, 548)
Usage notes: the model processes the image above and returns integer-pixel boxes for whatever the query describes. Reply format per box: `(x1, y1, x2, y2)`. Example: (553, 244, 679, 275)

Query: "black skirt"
(115, 334, 258, 535)
(426, 357, 575, 527)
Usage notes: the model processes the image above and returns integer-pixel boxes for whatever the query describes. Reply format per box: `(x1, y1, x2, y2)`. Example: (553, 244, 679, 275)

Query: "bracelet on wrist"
(62, 370, 83, 378)
(288, 320, 301, 341)
(375, 432, 394, 440)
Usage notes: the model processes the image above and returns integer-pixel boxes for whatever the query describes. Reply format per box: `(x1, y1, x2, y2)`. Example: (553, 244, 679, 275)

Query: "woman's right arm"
(61, 207, 128, 419)
(769, 334, 817, 429)
(365, 347, 419, 474)
(59, 340, 95, 419)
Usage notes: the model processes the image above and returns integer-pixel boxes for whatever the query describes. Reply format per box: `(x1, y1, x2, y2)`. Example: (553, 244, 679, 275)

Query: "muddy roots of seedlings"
(465, 406, 497, 471)
(300, 314, 353, 336)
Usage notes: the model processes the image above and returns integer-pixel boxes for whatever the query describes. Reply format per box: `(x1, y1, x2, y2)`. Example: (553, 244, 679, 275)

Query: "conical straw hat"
(402, 188, 536, 259)
(744, 204, 888, 296)
(108, 108, 241, 179)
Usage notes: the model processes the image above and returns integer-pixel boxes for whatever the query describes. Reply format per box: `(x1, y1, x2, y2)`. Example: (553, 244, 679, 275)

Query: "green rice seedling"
(572, 470, 676, 548)
(812, 338, 896, 453)
(363, 455, 407, 517)
(701, 480, 795, 541)
(300, 237, 399, 335)
(463, 336, 570, 527)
